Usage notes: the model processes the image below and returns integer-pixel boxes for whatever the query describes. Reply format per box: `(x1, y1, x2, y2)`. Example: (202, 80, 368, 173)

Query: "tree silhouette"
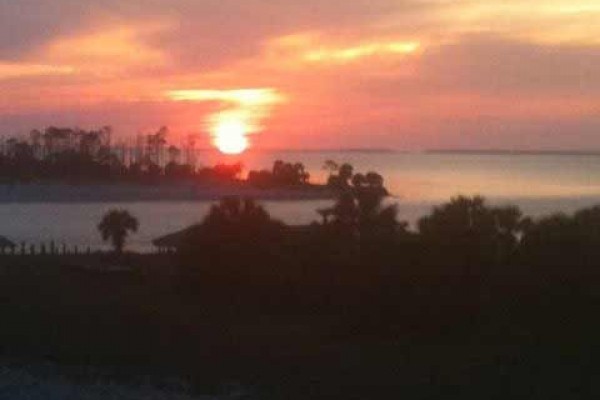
(339, 163, 354, 182)
(327, 163, 354, 190)
(493, 205, 524, 258)
(418, 196, 525, 268)
(322, 170, 402, 245)
(419, 196, 496, 239)
(168, 145, 181, 164)
(98, 209, 139, 254)
(272, 160, 309, 185)
(519, 205, 600, 267)
(247, 160, 310, 188)
(322, 159, 339, 177)
(146, 126, 168, 165)
(179, 197, 285, 269)
(202, 196, 284, 243)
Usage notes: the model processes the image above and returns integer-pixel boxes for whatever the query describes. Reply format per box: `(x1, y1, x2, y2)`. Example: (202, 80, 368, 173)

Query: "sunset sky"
(0, 0, 599, 150)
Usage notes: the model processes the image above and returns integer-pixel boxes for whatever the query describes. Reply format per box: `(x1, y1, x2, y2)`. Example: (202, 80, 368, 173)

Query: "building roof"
(152, 224, 315, 248)
(152, 224, 203, 248)
(0, 236, 16, 248)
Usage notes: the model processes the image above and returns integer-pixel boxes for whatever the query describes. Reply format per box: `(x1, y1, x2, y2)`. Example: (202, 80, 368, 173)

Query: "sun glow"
(167, 88, 284, 154)
(167, 88, 283, 105)
(304, 40, 421, 63)
(213, 117, 249, 154)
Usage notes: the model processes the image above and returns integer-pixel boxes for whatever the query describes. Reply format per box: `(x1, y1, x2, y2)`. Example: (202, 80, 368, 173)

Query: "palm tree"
(322, 159, 339, 177)
(327, 162, 354, 190)
(338, 163, 354, 183)
(98, 209, 139, 254)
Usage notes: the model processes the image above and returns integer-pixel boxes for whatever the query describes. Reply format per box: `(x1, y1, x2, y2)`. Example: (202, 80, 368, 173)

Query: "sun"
(213, 119, 249, 154)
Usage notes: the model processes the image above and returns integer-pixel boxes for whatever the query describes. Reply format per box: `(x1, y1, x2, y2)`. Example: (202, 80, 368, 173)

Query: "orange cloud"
(263, 33, 421, 66)
(39, 22, 169, 77)
(433, 0, 600, 45)
(1, 0, 599, 150)
(167, 88, 284, 106)
(304, 41, 420, 63)
(0, 63, 75, 80)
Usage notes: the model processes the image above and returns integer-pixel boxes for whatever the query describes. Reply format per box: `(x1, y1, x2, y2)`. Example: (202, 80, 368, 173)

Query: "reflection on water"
(1, 152, 600, 252)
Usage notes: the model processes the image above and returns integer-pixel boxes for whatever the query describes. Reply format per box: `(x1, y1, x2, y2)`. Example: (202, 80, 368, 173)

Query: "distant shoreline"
(214, 148, 600, 155)
(0, 183, 336, 203)
(424, 149, 600, 156)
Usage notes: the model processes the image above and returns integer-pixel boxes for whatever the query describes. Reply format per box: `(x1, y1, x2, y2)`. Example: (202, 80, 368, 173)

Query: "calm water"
(2, 151, 600, 252)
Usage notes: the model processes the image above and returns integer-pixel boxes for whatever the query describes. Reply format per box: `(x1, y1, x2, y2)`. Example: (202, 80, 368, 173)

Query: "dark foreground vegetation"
(1, 179, 600, 397)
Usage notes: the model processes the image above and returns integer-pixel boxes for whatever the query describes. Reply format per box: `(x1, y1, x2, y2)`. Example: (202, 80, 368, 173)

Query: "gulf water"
(1, 151, 599, 252)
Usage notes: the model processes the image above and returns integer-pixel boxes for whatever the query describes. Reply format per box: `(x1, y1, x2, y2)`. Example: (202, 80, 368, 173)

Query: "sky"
(0, 0, 599, 150)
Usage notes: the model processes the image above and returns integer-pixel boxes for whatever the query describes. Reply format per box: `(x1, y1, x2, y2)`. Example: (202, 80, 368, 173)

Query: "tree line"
(172, 196, 600, 274)
(99, 170, 600, 274)
(0, 126, 318, 186)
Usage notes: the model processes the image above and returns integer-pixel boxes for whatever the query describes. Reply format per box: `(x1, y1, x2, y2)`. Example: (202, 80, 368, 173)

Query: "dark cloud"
(339, 34, 600, 100)
(126, 0, 416, 70)
(0, 0, 410, 65)
(0, 0, 98, 58)
(418, 34, 600, 96)
(0, 99, 219, 139)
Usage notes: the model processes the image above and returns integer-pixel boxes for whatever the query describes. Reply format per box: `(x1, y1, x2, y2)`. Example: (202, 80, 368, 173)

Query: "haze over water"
(1, 150, 599, 252)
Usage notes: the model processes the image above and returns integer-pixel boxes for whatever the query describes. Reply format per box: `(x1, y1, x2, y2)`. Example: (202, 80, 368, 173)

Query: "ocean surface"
(1, 150, 600, 252)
